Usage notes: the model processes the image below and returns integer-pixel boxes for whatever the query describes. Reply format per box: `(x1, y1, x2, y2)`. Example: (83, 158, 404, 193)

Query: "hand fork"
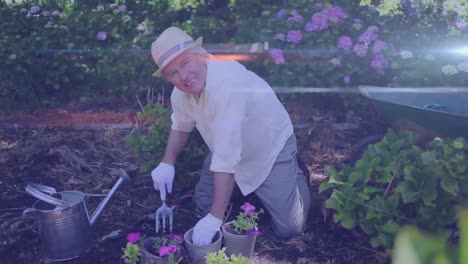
(155, 199, 174, 233)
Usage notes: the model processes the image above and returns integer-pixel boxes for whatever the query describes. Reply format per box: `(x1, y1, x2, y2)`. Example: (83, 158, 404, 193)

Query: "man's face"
(162, 50, 207, 96)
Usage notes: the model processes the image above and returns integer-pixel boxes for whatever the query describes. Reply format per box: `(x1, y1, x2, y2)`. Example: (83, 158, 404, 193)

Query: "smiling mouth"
(186, 78, 195, 87)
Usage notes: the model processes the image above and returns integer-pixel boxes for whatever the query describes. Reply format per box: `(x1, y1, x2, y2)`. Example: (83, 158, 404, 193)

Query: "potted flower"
(206, 247, 251, 264)
(122, 232, 143, 264)
(140, 233, 184, 264)
(221, 202, 263, 258)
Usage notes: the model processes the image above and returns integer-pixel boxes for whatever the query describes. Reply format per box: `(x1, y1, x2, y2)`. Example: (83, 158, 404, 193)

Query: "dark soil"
(0, 94, 391, 264)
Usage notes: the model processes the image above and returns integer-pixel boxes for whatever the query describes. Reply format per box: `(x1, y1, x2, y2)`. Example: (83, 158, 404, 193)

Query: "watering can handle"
(25, 184, 69, 208)
(22, 208, 39, 234)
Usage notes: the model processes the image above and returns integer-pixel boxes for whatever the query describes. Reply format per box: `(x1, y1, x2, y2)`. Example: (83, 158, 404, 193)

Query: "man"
(150, 26, 310, 246)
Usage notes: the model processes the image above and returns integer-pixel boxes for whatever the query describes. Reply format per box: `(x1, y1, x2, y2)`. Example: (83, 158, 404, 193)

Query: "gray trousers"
(194, 135, 311, 239)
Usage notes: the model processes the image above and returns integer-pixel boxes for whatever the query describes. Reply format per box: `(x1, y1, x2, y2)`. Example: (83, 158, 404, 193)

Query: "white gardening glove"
(192, 213, 222, 246)
(151, 162, 175, 200)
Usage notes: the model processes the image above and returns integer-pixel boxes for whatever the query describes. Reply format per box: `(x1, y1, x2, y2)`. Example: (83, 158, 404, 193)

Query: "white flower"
(400, 50, 413, 59)
(442, 64, 458, 75)
(457, 62, 468, 72)
(329, 58, 341, 65)
(96, 4, 105, 11)
(136, 23, 146, 32)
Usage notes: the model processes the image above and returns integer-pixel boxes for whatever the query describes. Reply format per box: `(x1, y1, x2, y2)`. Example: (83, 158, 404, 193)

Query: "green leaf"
(452, 139, 464, 149)
(376, 168, 393, 183)
(340, 213, 356, 229)
(319, 182, 334, 193)
(356, 192, 370, 200)
(397, 182, 420, 203)
(440, 176, 459, 195)
(360, 223, 375, 235)
(403, 165, 416, 182)
(421, 151, 437, 165)
(380, 220, 400, 233)
(324, 197, 340, 210)
(364, 186, 382, 194)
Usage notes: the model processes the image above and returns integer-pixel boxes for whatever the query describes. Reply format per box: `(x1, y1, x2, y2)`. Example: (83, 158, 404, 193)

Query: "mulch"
(0, 94, 391, 263)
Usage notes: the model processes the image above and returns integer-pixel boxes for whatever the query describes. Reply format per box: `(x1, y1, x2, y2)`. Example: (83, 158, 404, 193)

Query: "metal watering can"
(23, 169, 130, 261)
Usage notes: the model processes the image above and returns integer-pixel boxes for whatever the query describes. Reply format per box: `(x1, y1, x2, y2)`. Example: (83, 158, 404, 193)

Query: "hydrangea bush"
(262, 0, 467, 88)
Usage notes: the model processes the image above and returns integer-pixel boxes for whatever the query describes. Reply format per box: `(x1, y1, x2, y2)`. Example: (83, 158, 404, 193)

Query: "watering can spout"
(90, 169, 130, 226)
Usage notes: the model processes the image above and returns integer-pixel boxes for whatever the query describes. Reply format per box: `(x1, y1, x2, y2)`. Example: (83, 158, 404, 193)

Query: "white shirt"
(170, 58, 293, 195)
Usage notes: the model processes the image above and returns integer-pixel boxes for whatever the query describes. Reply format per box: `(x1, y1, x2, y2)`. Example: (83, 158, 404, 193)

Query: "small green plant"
(121, 232, 142, 264)
(320, 129, 468, 249)
(232, 202, 263, 236)
(206, 247, 251, 264)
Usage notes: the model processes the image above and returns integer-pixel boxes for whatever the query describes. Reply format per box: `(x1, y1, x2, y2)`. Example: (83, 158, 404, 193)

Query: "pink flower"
(159, 245, 177, 257)
(169, 233, 184, 244)
(246, 228, 262, 236)
(126, 232, 140, 244)
(241, 202, 255, 217)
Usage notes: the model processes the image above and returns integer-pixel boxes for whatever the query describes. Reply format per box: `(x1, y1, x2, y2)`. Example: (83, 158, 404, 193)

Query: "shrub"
(320, 130, 468, 248)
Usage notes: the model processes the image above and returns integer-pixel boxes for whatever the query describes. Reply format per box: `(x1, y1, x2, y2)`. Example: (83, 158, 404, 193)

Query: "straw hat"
(151, 27, 203, 77)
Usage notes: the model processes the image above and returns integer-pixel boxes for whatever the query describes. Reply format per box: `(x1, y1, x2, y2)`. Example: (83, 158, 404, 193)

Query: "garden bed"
(0, 95, 390, 264)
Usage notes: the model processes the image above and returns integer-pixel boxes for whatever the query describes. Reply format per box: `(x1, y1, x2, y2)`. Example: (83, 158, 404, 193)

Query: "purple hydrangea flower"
(324, 6, 349, 23)
(269, 48, 285, 64)
(30, 5, 40, 14)
(286, 30, 302, 44)
(359, 26, 379, 44)
(344, 75, 351, 85)
(372, 40, 388, 54)
(353, 43, 368, 57)
(287, 10, 304, 23)
(117, 5, 126, 12)
(273, 33, 286, 41)
(96, 31, 107, 41)
(371, 55, 389, 73)
(276, 9, 286, 19)
(337, 36, 353, 50)
(51, 10, 60, 16)
(306, 12, 328, 32)
(42, 11, 50, 16)
(454, 20, 468, 32)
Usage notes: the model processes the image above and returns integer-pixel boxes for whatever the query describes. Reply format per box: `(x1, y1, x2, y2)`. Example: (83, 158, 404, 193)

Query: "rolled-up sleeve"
(209, 89, 246, 173)
(170, 92, 195, 133)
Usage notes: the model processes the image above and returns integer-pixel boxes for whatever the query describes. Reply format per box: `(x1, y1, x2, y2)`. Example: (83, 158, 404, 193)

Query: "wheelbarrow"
(351, 86, 468, 160)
